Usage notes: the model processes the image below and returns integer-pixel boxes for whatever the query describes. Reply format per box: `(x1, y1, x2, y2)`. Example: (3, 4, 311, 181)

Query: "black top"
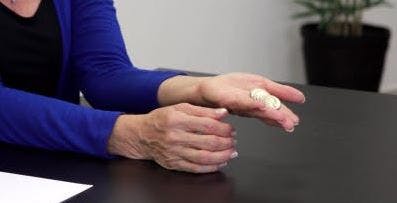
(0, 0, 62, 97)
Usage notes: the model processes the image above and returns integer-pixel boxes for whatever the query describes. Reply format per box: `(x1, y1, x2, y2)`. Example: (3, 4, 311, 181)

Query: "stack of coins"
(250, 88, 281, 110)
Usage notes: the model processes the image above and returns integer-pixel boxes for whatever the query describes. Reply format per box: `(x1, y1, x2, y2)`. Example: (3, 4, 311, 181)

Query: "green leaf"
(292, 0, 393, 36)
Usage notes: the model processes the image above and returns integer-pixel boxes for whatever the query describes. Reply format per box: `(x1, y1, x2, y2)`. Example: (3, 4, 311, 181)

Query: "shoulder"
(70, 0, 115, 8)
(68, 0, 117, 18)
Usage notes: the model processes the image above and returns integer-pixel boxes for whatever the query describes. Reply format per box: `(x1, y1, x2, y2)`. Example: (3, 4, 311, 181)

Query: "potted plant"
(293, 0, 391, 91)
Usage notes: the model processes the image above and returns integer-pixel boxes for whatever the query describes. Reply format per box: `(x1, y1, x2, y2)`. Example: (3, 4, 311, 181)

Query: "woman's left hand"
(195, 73, 305, 132)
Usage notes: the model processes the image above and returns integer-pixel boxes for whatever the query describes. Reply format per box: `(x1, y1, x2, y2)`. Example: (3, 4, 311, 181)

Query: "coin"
(250, 88, 269, 100)
(249, 88, 281, 110)
(264, 95, 281, 110)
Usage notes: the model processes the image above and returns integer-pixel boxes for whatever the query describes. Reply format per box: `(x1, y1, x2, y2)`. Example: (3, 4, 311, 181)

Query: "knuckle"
(205, 136, 233, 151)
(205, 137, 219, 150)
(163, 111, 183, 127)
(223, 138, 234, 148)
(276, 114, 287, 123)
(163, 133, 178, 144)
(203, 123, 214, 133)
(160, 110, 174, 126)
(213, 137, 225, 149)
(196, 151, 210, 164)
(222, 123, 233, 135)
(202, 120, 216, 132)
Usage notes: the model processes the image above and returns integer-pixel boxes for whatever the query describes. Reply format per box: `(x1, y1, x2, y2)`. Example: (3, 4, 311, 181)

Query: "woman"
(0, 0, 305, 173)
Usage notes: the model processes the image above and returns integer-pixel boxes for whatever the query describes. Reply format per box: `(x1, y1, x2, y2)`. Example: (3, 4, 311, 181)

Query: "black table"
(1, 84, 397, 203)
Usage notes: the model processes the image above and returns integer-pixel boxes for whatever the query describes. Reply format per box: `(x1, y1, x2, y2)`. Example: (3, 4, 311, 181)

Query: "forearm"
(80, 68, 183, 113)
(0, 86, 119, 157)
(157, 75, 211, 106)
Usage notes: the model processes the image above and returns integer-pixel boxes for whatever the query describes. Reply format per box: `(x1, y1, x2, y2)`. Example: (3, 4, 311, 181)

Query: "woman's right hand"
(107, 103, 237, 173)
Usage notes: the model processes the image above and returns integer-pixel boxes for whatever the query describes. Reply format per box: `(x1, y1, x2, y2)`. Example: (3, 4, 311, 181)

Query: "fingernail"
(294, 121, 299, 126)
(219, 162, 228, 168)
(301, 96, 306, 103)
(286, 127, 295, 133)
(231, 131, 237, 137)
(230, 151, 238, 159)
(215, 108, 228, 115)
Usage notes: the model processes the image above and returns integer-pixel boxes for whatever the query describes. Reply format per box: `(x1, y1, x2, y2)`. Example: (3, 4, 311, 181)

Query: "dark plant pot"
(301, 23, 391, 92)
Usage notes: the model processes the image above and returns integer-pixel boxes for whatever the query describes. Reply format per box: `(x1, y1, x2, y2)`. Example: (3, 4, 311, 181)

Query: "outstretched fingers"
(261, 79, 305, 104)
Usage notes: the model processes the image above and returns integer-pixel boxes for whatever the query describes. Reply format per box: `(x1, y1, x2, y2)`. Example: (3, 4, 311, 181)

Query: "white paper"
(0, 171, 92, 203)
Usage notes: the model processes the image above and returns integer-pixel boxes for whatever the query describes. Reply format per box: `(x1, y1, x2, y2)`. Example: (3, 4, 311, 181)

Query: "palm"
(200, 73, 263, 111)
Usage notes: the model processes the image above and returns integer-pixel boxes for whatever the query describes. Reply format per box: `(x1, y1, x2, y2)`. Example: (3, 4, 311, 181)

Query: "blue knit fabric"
(0, 0, 182, 157)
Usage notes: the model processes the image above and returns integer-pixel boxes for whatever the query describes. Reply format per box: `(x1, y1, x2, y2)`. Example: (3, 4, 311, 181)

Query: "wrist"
(184, 76, 209, 105)
(107, 114, 149, 160)
(158, 75, 210, 106)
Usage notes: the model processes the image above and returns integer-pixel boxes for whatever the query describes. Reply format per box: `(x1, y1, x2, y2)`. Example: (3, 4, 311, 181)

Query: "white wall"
(114, 0, 397, 93)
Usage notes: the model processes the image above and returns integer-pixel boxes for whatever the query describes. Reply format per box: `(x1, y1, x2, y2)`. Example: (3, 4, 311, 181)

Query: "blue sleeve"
(71, 0, 184, 113)
(0, 85, 120, 158)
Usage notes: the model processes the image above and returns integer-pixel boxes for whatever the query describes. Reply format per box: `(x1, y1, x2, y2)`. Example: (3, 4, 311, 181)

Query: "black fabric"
(0, 0, 62, 97)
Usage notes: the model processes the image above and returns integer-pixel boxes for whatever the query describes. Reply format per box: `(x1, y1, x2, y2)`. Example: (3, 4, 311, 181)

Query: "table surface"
(1, 84, 397, 203)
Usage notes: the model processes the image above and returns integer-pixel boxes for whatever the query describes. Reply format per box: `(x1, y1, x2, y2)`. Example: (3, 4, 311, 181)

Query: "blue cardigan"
(0, 0, 181, 157)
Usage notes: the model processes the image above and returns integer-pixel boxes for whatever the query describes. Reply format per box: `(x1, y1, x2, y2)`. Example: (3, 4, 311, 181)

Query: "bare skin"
(0, 0, 41, 18)
(108, 103, 236, 173)
(157, 73, 305, 131)
(109, 73, 305, 173)
(1, 0, 306, 173)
